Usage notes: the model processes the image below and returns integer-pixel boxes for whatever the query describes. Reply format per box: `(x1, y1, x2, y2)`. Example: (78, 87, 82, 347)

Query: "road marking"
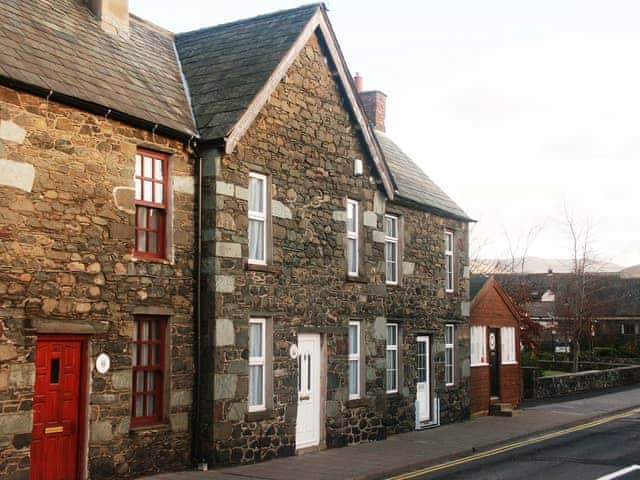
(387, 407, 640, 480)
(596, 465, 640, 480)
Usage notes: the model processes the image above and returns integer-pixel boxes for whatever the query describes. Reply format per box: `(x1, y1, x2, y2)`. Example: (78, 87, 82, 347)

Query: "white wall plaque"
(96, 353, 110, 374)
(289, 344, 299, 359)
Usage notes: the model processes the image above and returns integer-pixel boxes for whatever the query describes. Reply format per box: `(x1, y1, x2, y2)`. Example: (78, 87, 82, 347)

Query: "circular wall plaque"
(289, 344, 299, 359)
(96, 353, 110, 374)
(489, 333, 496, 351)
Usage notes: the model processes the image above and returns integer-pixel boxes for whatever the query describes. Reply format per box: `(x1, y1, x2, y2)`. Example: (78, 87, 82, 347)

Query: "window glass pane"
(151, 344, 160, 365)
(249, 322, 263, 357)
(132, 344, 138, 366)
(349, 325, 358, 354)
(249, 176, 264, 213)
(348, 238, 357, 273)
(148, 232, 158, 254)
(385, 216, 397, 238)
(349, 360, 358, 396)
(137, 230, 147, 252)
(147, 395, 155, 416)
(445, 326, 453, 344)
(147, 372, 156, 391)
(135, 178, 141, 200)
(151, 320, 161, 340)
(135, 395, 144, 417)
(154, 182, 163, 203)
(136, 371, 145, 392)
(387, 325, 397, 346)
(154, 158, 163, 180)
(142, 320, 149, 340)
(249, 365, 263, 406)
(143, 156, 152, 177)
(135, 154, 142, 176)
(347, 202, 356, 233)
(137, 207, 148, 228)
(143, 180, 153, 201)
(249, 219, 265, 261)
(50, 358, 60, 384)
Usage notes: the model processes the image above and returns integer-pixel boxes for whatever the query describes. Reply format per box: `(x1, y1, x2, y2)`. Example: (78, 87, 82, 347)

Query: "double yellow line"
(387, 407, 640, 480)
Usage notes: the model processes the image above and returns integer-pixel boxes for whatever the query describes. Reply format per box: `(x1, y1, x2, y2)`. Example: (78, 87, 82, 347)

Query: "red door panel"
(31, 336, 85, 480)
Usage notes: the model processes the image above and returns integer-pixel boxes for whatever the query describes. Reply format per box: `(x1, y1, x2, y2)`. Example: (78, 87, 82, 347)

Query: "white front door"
(416, 336, 431, 423)
(296, 334, 321, 450)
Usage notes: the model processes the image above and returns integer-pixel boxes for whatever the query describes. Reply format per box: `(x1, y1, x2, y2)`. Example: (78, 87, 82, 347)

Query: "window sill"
(501, 361, 518, 366)
(470, 363, 489, 368)
(386, 392, 402, 398)
(245, 263, 281, 274)
(346, 274, 368, 284)
(245, 409, 275, 422)
(346, 398, 370, 408)
(445, 382, 455, 388)
(131, 255, 172, 265)
(129, 423, 170, 435)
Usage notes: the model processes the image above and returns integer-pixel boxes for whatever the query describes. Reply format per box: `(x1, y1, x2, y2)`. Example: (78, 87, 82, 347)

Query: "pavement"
(145, 386, 640, 480)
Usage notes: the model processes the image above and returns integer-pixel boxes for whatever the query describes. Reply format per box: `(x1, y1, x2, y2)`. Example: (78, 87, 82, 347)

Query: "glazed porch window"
(249, 318, 266, 411)
(501, 327, 517, 364)
(386, 323, 398, 393)
(132, 316, 166, 427)
(445, 324, 455, 385)
(348, 321, 361, 399)
(445, 230, 454, 292)
(248, 172, 268, 264)
(385, 214, 399, 284)
(134, 150, 168, 259)
(470, 326, 487, 366)
(347, 199, 359, 276)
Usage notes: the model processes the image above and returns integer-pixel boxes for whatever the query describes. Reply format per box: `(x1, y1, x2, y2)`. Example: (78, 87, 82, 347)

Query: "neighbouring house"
(469, 277, 522, 415)
(0, 1, 472, 478)
(485, 273, 640, 354)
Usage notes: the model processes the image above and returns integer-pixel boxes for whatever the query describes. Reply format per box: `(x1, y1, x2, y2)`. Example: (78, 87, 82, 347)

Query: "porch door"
(416, 336, 431, 422)
(489, 328, 500, 398)
(31, 336, 85, 480)
(296, 333, 321, 450)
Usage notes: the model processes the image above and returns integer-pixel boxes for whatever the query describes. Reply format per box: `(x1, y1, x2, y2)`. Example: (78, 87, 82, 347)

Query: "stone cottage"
(0, 1, 472, 478)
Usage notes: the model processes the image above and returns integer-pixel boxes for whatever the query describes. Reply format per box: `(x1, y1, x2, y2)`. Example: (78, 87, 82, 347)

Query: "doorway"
(296, 333, 321, 450)
(31, 335, 87, 480)
(488, 328, 500, 398)
(416, 336, 431, 423)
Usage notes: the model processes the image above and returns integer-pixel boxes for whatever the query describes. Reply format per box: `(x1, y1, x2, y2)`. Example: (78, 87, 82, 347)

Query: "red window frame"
(134, 149, 168, 259)
(131, 316, 166, 427)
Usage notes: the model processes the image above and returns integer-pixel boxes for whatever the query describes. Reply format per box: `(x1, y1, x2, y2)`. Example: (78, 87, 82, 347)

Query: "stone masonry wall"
(201, 32, 470, 465)
(0, 85, 195, 479)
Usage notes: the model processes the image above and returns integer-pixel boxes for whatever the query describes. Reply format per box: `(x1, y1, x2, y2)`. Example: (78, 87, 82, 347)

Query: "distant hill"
(472, 256, 624, 274)
(620, 265, 640, 279)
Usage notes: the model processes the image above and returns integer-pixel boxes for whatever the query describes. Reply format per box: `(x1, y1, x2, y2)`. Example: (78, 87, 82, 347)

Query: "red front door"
(31, 336, 86, 480)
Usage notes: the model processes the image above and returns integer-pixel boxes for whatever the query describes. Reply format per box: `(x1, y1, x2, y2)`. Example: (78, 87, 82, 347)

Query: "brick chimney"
(84, 0, 130, 36)
(354, 74, 387, 132)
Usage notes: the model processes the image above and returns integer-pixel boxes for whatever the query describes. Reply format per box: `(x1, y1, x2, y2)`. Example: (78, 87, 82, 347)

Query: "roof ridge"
(176, 3, 323, 38)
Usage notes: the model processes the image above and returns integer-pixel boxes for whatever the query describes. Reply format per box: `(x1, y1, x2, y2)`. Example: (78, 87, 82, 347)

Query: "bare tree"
(502, 224, 544, 274)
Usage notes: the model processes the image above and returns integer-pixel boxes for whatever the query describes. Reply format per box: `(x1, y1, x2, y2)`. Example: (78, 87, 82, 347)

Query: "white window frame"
(470, 326, 488, 367)
(386, 323, 398, 394)
(445, 230, 454, 293)
(385, 214, 399, 285)
(248, 172, 268, 265)
(248, 318, 266, 412)
(347, 199, 359, 276)
(348, 321, 361, 400)
(445, 324, 455, 386)
(501, 327, 517, 365)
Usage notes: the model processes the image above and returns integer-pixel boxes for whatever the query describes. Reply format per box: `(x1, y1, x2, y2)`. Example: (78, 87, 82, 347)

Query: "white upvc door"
(296, 334, 321, 450)
(416, 336, 431, 423)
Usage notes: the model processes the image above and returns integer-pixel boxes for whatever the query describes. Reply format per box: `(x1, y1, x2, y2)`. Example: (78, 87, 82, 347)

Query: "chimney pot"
(354, 73, 363, 92)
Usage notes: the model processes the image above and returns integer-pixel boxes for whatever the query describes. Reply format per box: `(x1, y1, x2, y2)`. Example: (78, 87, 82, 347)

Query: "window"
(249, 318, 266, 411)
(445, 231, 454, 292)
(386, 323, 398, 393)
(347, 199, 359, 276)
(349, 321, 361, 399)
(134, 150, 168, 259)
(470, 326, 487, 366)
(385, 215, 399, 285)
(248, 172, 268, 264)
(445, 324, 455, 385)
(622, 323, 636, 335)
(132, 316, 166, 426)
(501, 327, 517, 364)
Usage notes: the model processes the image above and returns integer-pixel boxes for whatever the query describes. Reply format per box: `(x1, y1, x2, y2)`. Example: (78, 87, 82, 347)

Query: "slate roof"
(374, 130, 471, 221)
(0, 0, 196, 135)
(175, 4, 321, 141)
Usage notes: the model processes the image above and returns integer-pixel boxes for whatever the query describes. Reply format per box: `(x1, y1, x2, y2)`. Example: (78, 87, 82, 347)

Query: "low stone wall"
(532, 365, 640, 399)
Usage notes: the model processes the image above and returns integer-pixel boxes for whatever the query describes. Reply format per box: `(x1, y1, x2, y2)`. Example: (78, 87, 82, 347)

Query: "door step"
(489, 403, 516, 417)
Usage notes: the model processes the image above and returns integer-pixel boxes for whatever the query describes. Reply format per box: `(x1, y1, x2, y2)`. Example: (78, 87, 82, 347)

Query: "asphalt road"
(406, 412, 640, 480)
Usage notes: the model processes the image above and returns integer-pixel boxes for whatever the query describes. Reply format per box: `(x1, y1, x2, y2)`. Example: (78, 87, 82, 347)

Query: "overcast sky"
(131, 0, 640, 268)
